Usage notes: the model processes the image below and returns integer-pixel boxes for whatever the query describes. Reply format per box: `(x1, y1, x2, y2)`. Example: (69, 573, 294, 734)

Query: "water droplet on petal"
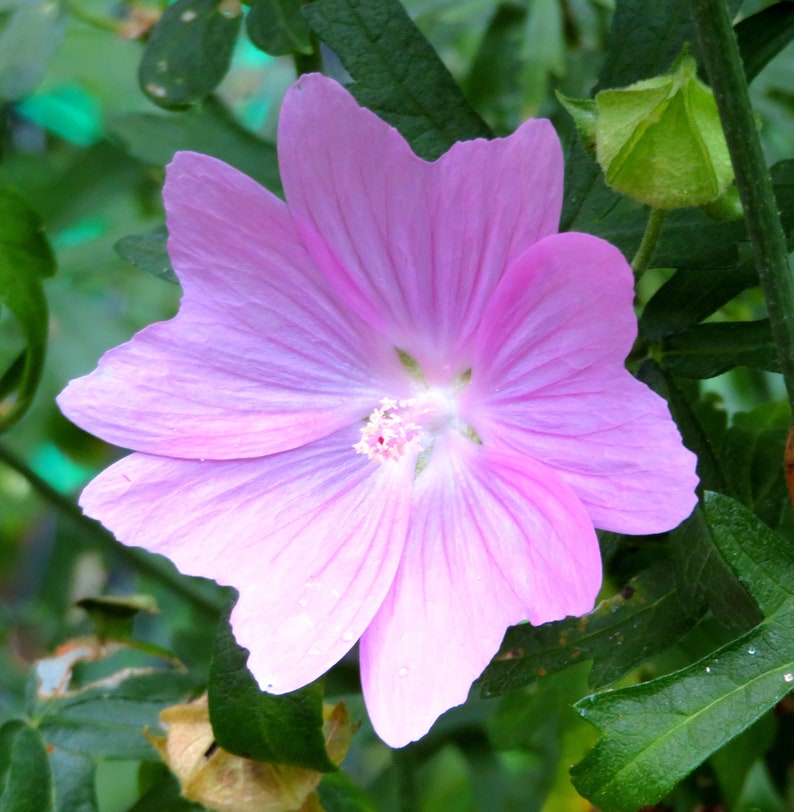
(342, 631, 354, 642)
(308, 648, 321, 656)
(397, 667, 410, 678)
(298, 598, 307, 607)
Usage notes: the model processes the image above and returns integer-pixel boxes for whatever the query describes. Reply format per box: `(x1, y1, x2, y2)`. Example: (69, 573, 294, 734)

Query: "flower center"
(353, 390, 458, 464)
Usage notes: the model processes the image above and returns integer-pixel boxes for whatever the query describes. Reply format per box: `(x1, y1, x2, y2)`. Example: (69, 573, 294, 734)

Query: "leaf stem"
(632, 208, 668, 277)
(0, 443, 223, 617)
(690, 0, 794, 412)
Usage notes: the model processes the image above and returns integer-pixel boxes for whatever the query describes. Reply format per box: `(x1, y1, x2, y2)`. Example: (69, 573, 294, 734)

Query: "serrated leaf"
(571, 604, 794, 811)
(670, 506, 761, 633)
(479, 560, 700, 696)
(0, 186, 55, 432)
(702, 493, 794, 616)
(35, 670, 199, 761)
(0, 720, 52, 812)
(207, 595, 335, 772)
(303, 0, 490, 161)
(48, 748, 97, 812)
(114, 228, 177, 285)
(571, 493, 794, 811)
(736, 2, 794, 84)
(246, 0, 312, 56)
(109, 97, 281, 194)
(0, 0, 66, 101)
(658, 319, 779, 378)
(138, 0, 242, 109)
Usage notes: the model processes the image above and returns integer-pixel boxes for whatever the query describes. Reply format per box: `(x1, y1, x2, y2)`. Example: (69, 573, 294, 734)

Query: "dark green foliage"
(208, 595, 336, 771)
(303, 0, 490, 160)
(139, 0, 242, 109)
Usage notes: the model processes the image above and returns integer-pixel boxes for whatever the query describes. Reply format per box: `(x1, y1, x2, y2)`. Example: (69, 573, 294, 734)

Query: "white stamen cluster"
(353, 397, 431, 462)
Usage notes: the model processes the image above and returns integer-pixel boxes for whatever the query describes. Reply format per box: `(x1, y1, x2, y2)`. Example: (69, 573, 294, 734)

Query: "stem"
(393, 743, 419, 812)
(293, 33, 323, 75)
(690, 0, 794, 412)
(0, 443, 223, 617)
(631, 208, 668, 277)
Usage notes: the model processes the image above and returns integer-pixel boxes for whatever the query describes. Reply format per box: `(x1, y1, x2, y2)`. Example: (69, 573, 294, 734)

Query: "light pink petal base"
(58, 152, 407, 459)
(79, 425, 414, 692)
(278, 74, 563, 380)
(360, 434, 600, 748)
(463, 232, 698, 535)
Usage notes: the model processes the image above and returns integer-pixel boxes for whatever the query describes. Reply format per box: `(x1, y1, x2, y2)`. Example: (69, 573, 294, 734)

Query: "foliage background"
(2, 0, 794, 810)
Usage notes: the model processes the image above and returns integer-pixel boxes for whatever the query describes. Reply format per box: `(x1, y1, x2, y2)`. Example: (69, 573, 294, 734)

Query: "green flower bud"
(593, 51, 733, 209)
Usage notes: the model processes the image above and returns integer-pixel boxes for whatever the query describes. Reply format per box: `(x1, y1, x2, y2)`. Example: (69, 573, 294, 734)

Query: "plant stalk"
(690, 0, 794, 412)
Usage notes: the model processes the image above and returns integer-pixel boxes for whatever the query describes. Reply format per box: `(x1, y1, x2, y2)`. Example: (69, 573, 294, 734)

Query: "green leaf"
(35, 670, 198, 761)
(246, 0, 312, 56)
(719, 402, 791, 529)
(114, 228, 177, 285)
(317, 772, 379, 812)
(303, 0, 490, 160)
(669, 506, 761, 634)
(572, 605, 794, 811)
(0, 0, 66, 101)
(658, 319, 779, 378)
(462, 3, 526, 134)
(207, 595, 335, 772)
(736, 2, 794, 84)
(48, 748, 96, 812)
(479, 560, 701, 696)
(571, 493, 794, 811)
(702, 492, 794, 616)
(138, 0, 242, 109)
(640, 262, 757, 342)
(0, 186, 55, 433)
(636, 361, 728, 492)
(0, 720, 52, 812)
(109, 97, 282, 194)
(76, 595, 160, 643)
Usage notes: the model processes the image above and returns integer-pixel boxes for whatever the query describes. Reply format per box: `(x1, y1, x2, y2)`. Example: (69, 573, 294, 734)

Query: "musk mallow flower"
(57, 73, 698, 748)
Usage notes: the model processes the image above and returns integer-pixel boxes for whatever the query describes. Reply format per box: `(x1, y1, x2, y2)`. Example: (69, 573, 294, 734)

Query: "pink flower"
(57, 74, 698, 748)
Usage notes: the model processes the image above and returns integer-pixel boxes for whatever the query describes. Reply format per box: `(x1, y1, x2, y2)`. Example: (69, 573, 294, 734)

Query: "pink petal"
(462, 232, 698, 535)
(58, 152, 407, 459)
(359, 433, 599, 748)
(278, 74, 563, 382)
(79, 425, 414, 692)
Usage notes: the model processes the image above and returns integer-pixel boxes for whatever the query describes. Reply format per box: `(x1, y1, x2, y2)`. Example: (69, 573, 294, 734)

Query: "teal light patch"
(31, 443, 95, 493)
(53, 217, 109, 249)
(16, 83, 103, 147)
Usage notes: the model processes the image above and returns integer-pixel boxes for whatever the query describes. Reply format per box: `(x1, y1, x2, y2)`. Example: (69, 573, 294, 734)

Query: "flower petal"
(278, 74, 563, 381)
(462, 232, 698, 534)
(359, 433, 599, 748)
(79, 425, 413, 692)
(58, 152, 407, 459)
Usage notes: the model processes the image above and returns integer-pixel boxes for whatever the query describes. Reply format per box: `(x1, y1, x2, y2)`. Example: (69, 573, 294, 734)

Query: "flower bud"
(594, 52, 733, 209)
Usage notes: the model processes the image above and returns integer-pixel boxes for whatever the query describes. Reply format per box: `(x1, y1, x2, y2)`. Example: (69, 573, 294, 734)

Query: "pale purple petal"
(58, 152, 408, 459)
(462, 232, 698, 535)
(278, 74, 563, 381)
(79, 425, 413, 692)
(359, 433, 599, 748)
